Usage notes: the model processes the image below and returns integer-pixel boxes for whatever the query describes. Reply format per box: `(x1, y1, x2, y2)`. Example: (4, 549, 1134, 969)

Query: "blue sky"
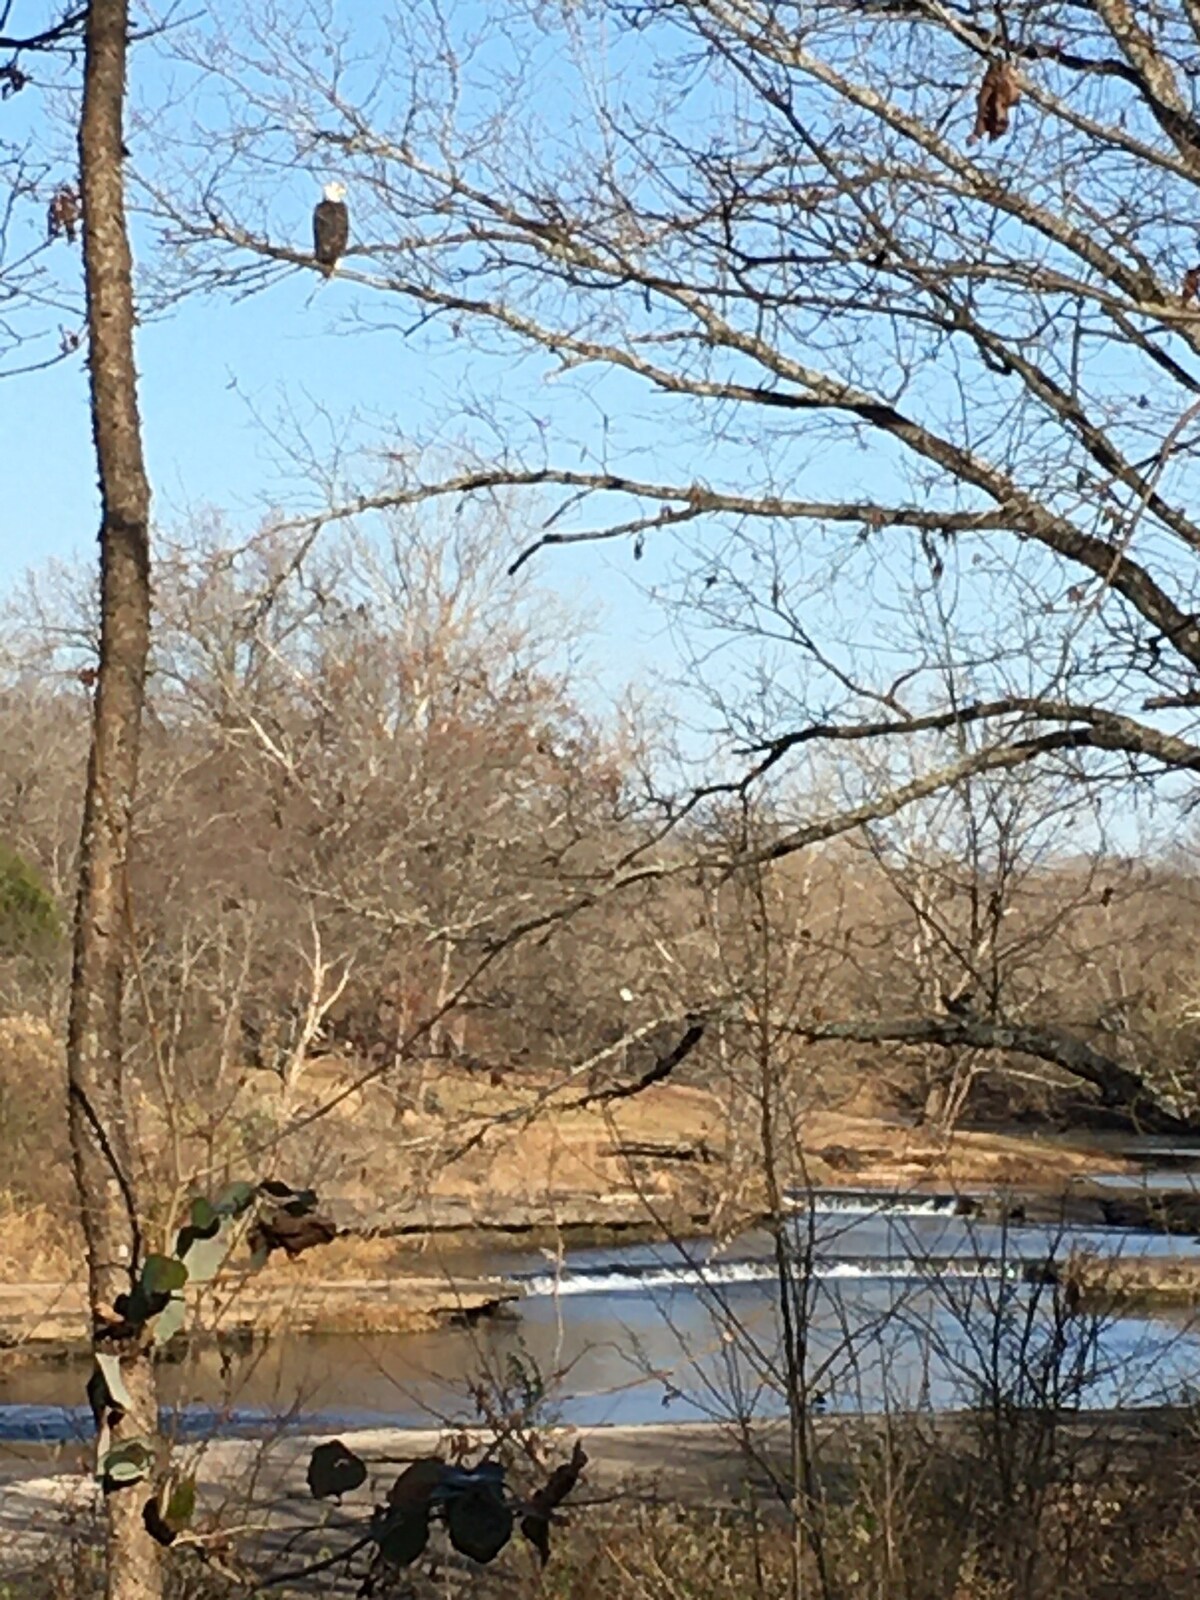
(1, 219, 682, 697)
(0, 3, 684, 704)
(2, 0, 904, 726)
(0, 0, 956, 716)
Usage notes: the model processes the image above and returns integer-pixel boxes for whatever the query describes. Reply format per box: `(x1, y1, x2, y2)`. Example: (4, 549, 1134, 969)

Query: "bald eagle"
(313, 182, 349, 276)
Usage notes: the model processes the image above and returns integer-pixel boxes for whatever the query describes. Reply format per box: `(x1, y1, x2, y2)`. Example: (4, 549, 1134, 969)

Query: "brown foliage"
(968, 59, 1022, 144)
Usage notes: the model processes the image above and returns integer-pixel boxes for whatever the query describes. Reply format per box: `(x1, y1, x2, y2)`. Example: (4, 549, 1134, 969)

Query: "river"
(4, 1183, 1200, 1445)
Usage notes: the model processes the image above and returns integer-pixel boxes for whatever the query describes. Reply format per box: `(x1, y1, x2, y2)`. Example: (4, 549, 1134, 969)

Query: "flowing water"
(5, 1182, 1200, 1445)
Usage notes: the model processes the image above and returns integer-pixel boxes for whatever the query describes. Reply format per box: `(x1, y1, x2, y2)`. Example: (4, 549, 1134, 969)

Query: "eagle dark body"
(313, 195, 349, 275)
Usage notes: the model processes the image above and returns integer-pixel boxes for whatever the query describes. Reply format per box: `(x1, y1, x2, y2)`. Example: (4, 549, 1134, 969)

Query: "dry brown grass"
(796, 1109, 1132, 1190)
(11, 1445, 1200, 1600)
(4, 1405, 1200, 1599)
(518, 1429, 1200, 1600)
(0, 1197, 77, 1282)
(0, 1059, 1132, 1297)
(1070, 1250, 1200, 1310)
(281, 1061, 1121, 1214)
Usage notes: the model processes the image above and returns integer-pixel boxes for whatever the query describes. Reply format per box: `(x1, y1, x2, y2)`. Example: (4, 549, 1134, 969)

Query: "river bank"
(7, 1185, 1200, 1443)
(3, 1408, 1197, 1577)
(5, 1082, 1200, 1362)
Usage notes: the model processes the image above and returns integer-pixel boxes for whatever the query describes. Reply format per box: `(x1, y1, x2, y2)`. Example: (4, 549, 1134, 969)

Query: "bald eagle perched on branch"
(313, 182, 349, 276)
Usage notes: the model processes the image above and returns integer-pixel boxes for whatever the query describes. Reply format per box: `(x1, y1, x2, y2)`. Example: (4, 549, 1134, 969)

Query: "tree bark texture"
(68, 3, 158, 1598)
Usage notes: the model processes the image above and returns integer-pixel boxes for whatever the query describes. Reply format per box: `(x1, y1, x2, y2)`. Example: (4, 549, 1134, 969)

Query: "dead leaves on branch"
(969, 59, 1022, 144)
(521, 1440, 588, 1564)
(0, 63, 29, 100)
(301, 1439, 587, 1577)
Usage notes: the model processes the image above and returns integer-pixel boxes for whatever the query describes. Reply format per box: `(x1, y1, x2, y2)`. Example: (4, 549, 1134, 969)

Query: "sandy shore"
(0, 1419, 780, 1574)
(3, 1407, 1194, 1580)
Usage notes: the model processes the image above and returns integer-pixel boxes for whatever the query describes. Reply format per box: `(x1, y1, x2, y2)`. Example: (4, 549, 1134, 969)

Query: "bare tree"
(67, 2, 159, 1598)
(133, 0, 1200, 1122)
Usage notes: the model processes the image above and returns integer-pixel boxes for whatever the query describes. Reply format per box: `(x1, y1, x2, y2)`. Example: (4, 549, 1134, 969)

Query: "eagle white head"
(323, 181, 347, 204)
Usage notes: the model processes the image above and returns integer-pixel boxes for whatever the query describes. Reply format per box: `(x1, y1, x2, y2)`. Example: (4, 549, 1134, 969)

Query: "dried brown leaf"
(387, 1456, 446, 1510)
(520, 1441, 588, 1566)
(0, 63, 29, 100)
(248, 1204, 337, 1259)
(969, 60, 1021, 144)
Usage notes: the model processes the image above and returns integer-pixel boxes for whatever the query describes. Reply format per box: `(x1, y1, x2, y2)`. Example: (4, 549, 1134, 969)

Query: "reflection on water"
(4, 1188, 1200, 1443)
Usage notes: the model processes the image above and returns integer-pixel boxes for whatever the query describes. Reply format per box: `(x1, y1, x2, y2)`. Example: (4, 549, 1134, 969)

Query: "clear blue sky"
(1, 223, 683, 694)
(0, 6, 684, 701)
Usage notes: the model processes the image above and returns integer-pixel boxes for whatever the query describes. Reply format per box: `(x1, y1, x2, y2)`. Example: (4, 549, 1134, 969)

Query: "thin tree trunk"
(68, 3, 158, 1598)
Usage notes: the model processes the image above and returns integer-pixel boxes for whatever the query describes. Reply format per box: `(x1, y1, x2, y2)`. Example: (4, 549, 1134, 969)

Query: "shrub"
(0, 845, 61, 955)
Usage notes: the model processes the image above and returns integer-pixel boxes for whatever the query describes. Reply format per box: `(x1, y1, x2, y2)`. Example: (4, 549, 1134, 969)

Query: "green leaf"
(306, 1440, 368, 1500)
(95, 1354, 134, 1415)
(121, 1286, 166, 1327)
(143, 1472, 198, 1546)
(445, 1486, 514, 1564)
(152, 1295, 187, 1348)
(165, 1475, 196, 1530)
(214, 1180, 256, 1218)
(189, 1197, 218, 1232)
(119, 1256, 184, 1333)
(178, 1221, 231, 1283)
(374, 1509, 429, 1567)
(141, 1254, 188, 1298)
(122, 1262, 178, 1328)
(107, 1454, 154, 1487)
(173, 1215, 220, 1264)
(98, 1437, 155, 1489)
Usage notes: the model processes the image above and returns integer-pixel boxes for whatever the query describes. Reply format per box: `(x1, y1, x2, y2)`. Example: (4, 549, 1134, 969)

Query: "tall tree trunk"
(68, 3, 158, 1598)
